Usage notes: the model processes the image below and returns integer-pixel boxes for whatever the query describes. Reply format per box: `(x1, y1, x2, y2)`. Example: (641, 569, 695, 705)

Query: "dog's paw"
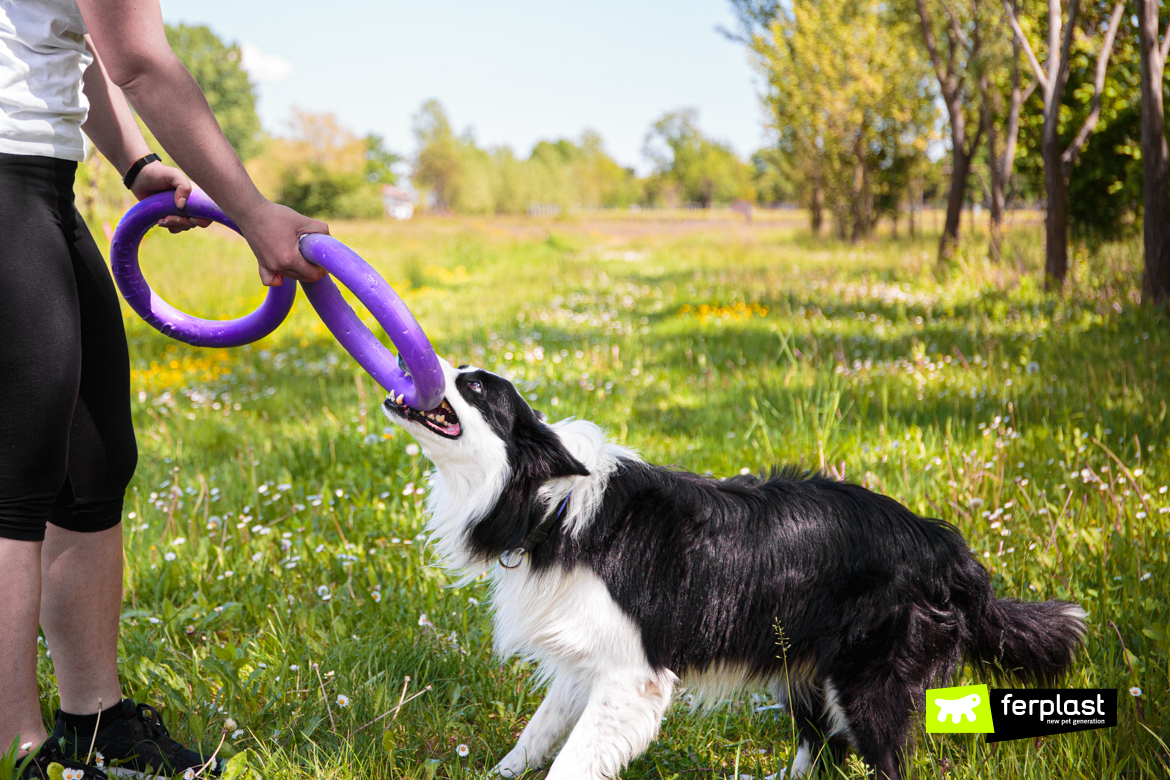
(494, 748, 531, 778)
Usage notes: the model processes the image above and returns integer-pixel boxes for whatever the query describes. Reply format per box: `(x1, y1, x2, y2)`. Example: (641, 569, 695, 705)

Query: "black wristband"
(122, 153, 161, 190)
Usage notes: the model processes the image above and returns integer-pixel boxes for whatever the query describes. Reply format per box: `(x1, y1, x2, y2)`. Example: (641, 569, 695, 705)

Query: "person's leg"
(0, 153, 86, 754)
(0, 541, 47, 753)
(42, 202, 138, 716)
(40, 525, 124, 715)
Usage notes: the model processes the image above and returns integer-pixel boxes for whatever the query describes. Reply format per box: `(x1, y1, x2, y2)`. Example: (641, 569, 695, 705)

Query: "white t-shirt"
(0, 0, 92, 161)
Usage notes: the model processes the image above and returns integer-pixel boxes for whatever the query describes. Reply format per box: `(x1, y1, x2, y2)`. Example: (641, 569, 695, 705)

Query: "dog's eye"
(469, 381, 483, 393)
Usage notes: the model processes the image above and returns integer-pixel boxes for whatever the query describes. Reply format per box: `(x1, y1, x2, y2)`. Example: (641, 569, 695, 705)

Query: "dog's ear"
(513, 418, 590, 480)
(534, 409, 547, 423)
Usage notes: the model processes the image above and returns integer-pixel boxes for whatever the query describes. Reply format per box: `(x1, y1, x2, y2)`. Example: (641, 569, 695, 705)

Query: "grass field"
(25, 214, 1170, 778)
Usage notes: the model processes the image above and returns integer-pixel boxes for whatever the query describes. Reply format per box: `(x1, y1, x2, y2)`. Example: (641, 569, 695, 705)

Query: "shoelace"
(133, 703, 181, 750)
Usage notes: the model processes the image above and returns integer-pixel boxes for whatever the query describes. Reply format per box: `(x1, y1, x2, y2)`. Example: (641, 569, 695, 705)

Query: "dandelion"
(336, 694, 350, 707)
(1130, 687, 1142, 697)
(405, 443, 420, 456)
(457, 744, 470, 757)
(224, 718, 238, 731)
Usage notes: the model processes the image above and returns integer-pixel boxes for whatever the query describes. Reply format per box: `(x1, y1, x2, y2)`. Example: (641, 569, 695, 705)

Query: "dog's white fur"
(390, 361, 813, 779)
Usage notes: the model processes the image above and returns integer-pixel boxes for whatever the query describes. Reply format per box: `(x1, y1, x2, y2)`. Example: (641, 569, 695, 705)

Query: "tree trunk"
(940, 143, 970, 261)
(1043, 116, 1069, 286)
(810, 175, 824, 237)
(1137, 0, 1170, 306)
(850, 134, 867, 243)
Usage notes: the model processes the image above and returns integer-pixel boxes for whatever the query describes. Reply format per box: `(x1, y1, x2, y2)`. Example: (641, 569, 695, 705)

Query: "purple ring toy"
(110, 189, 295, 347)
(110, 189, 446, 411)
(298, 234, 446, 411)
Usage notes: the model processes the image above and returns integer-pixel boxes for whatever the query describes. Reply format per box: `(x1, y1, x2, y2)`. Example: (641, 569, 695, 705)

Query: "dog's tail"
(961, 584, 1087, 683)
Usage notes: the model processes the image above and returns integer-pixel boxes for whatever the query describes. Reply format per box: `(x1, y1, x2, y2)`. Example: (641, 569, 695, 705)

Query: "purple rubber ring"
(298, 234, 446, 411)
(110, 189, 295, 347)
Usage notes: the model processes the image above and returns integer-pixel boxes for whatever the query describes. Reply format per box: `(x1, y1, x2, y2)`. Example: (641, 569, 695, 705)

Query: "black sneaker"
(16, 738, 108, 780)
(54, 700, 221, 779)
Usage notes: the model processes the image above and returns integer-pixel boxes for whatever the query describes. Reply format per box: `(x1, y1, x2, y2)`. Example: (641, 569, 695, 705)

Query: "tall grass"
(33, 215, 1168, 778)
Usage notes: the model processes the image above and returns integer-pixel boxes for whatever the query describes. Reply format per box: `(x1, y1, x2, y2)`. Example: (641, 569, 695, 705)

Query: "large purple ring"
(110, 190, 446, 411)
(110, 189, 295, 347)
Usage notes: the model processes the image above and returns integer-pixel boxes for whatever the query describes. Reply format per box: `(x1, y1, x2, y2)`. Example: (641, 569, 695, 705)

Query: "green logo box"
(925, 684, 995, 734)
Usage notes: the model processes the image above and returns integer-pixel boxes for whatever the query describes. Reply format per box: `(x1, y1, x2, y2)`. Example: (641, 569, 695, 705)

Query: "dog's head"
(383, 359, 589, 559)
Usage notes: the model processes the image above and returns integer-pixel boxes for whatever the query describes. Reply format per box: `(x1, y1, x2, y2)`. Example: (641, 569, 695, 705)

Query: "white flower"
(1141, 572, 1151, 581)
(371, 591, 382, 603)
(231, 729, 244, 739)
(63, 769, 85, 780)
(1134, 468, 1144, 476)
(290, 664, 300, 671)
(1130, 686, 1142, 697)
(457, 744, 469, 757)
(224, 717, 238, 731)
(164, 552, 177, 561)
(317, 585, 330, 597)
(405, 443, 420, 456)
(337, 694, 350, 707)
(94, 752, 104, 769)
(252, 552, 264, 562)
(172, 537, 186, 546)
(19, 742, 32, 751)
(183, 768, 195, 780)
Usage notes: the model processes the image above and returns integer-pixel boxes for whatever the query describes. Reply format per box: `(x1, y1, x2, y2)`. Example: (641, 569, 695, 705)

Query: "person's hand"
(234, 200, 329, 286)
(128, 161, 212, 233)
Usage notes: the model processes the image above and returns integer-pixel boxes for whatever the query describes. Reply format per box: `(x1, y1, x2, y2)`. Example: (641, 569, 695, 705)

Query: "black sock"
(59, 699, 128, 737)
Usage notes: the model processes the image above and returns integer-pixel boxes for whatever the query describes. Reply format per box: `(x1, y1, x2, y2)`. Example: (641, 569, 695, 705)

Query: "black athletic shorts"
(0, 152, 137, 541)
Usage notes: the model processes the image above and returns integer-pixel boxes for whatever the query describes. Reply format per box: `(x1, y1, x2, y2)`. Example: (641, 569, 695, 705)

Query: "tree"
(731, 0, 934, 240)
(643, 109, 755, 207)
(1135, 0, 1170, 305)
(164, 24, 263, 161)
(977, 0, 1039, 261)
(1001, 0, 1126, 288)
(363, 134, 400, 185)
(913, 0, 986, 261)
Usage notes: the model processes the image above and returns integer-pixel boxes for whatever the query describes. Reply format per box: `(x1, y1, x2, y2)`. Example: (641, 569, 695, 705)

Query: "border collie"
(384, 360, 1086, 780)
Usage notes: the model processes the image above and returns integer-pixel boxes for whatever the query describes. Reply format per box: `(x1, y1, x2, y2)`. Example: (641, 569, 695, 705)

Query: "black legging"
(0, 152, 137, 541)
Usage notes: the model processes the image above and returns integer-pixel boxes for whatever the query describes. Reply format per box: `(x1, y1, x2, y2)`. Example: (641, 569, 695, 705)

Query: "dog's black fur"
(388, 367, 1086, 779)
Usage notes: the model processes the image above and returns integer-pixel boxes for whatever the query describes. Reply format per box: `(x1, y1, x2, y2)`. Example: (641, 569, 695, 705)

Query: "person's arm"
(75, 0, 327, 285)
(81, 35, 208, 233)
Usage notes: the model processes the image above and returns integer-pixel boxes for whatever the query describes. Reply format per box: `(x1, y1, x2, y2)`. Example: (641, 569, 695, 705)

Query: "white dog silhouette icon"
(934, 693, 982, 723)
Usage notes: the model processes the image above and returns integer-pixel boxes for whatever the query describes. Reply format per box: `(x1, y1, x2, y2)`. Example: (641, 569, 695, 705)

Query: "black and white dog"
(384, 360, 1086, 780)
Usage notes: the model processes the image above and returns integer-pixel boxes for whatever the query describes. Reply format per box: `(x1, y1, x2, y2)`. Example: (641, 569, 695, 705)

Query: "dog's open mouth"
(384, 395, 462, 439)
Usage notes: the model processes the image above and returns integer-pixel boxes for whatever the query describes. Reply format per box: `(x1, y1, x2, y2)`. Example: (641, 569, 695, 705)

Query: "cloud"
(240, 43, 293, 83)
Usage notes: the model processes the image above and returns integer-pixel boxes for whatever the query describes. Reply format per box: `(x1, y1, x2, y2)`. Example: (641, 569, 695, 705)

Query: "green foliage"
(412, 100, 640, 214)
(164, 24, 263, 161)
(251, 111, 387, 219)
(363, 135, 400, 186)
(63, 215, 1170, 778)
(739, 0, 935, 238)
(643, 109, 755, 207)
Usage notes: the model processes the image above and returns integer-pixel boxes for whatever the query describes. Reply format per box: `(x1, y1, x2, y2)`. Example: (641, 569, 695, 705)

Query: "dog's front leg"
(544, 669, 674, 780)
(495, 671, 590, 777)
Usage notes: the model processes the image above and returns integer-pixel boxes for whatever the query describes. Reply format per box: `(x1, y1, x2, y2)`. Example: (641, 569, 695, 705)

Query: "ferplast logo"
(925, 684, 994, 734)
(924, 686, 1118, 742)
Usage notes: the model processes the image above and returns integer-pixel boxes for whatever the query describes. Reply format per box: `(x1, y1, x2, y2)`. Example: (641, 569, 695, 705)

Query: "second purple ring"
(297, 234, 446, 411)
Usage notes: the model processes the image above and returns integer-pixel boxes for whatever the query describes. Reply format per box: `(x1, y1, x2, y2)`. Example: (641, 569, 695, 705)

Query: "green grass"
(31, 215, 1170, 778)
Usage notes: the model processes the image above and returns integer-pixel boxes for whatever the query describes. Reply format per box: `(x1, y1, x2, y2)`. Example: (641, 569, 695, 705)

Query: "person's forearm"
(80, 36, 151, 174)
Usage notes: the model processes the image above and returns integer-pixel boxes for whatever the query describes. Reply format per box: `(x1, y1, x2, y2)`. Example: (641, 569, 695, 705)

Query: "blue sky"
(158, 0, 766, 173)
